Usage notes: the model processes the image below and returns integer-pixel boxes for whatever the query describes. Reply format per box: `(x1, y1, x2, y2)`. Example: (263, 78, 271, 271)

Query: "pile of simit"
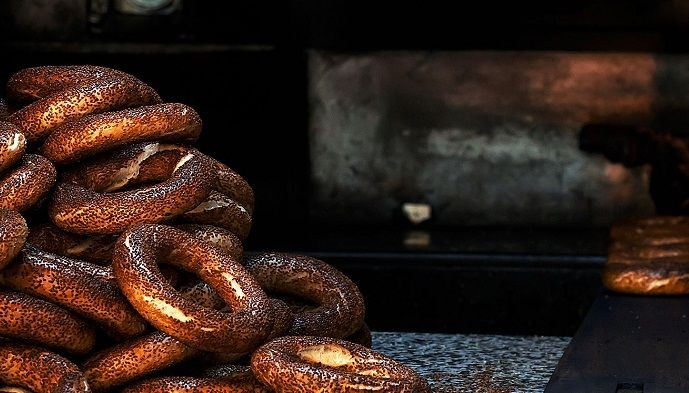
(0, 66, 430, 393)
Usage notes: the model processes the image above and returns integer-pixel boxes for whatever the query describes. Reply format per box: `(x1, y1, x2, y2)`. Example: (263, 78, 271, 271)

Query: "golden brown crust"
(122, 375, 269, 393)
(0, 343, 90, 393)
(0, 122, 25, 174)
(61, 142, 254, 238)
(182, 191, 252, 240)
(0, 209, 27, 270)
(6, 65, 136, 103)
(245, 253, 366, 338)
(8, 68, 161, 144)
(48, 151, 213, 234)
(40, 103, 200, 164)
(82, 331, 198, 392)
(175, 224, 243, 262)
(0, 291, 95, 354)
(0, 154, 56, 212)
(251, 336, 430, 393)
(0, 246, 146, 338)
(81, 274, 239, 392)
(26, 224, 116, 264)
(112, 224, 273, 353)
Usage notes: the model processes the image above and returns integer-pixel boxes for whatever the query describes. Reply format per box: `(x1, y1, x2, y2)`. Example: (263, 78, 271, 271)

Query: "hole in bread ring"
(244, 253, 366, 339)
(61, 142, 254, 238)
(48, 150, 213, 235)
(112, 224, 273, 353)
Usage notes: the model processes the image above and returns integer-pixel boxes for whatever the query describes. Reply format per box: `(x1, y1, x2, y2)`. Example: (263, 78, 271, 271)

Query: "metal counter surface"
(373, 332, 570, 392)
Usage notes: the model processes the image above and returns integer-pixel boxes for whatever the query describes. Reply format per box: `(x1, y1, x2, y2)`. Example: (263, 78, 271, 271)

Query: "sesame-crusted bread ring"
(26, 223, 241, 264)
(122, 375, 270, 393)
(26, 223, 116, 264)
(182, 190, 252, 240)
(91, 142, 254, 213)
(39, 103, 201, 164)
(112, 224, 273, 353)
(244, 253, 366, 338)
(61, 142, 254, 238)
(0, 291, 95, 354)
(0, 122, 25, 174)
(6, 65, 142, 103)
(82, 331, 199, 392)
(7, 66, 161, 143)
(82, 268, 253, 391)
(251, 336, 430, 393)
(0, 209, 27, 270)
(176, 224, 243, 262)
(0, 343, 90, 393)
(0, 245, 146, 338)
(48, 150, 213, 234)
(0, 154, 56, 212)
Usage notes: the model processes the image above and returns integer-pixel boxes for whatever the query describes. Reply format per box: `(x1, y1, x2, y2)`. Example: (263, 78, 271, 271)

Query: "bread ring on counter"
(112, 224, 273, 353)
(603, 261, 689, 295)
(49, 150, 213, 234)
(7, 68, 161, 144)
(245, 253, 365, 338)
(0, 343, 90, 393)
(0, 291, 95, 354)
(39, 103, 201, 164)
(0, 209, 27, 270)
(251, 336, 430, 393)
(83, 331, 198, 392)
(0, 154, 56, 212)
(0, 122, 25, 174)
(0, 246, 146, 338)
(26, 224, 117, 264)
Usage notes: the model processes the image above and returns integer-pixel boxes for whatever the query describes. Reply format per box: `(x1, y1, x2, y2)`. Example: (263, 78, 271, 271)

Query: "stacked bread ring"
(604, 216, 689, 295)
(0, 65, 429, 393)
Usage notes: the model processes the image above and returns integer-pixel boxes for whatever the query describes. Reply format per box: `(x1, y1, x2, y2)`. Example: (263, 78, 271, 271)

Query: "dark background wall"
(4, 0, 688, 335)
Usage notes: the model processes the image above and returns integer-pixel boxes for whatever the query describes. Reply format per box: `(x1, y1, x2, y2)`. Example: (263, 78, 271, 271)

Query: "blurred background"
(5, 0, 689, 336)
